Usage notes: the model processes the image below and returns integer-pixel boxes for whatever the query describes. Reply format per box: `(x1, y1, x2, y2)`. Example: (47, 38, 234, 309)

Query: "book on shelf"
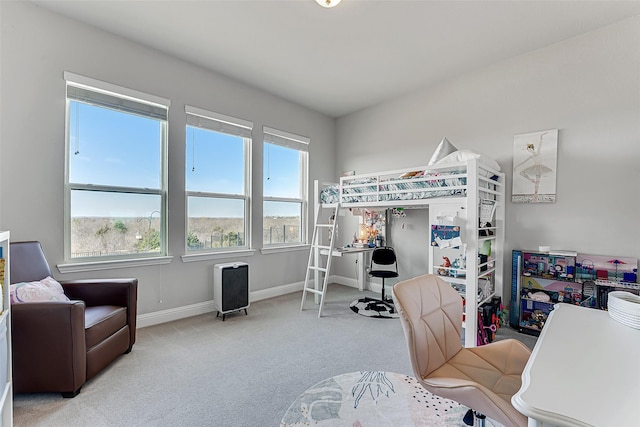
(479, 199, 496, 226)
(0, 258, 4, 314)
(431, 225, 462, 248)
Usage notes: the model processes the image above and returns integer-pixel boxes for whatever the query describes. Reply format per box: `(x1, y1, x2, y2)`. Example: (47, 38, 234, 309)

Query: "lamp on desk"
(358, 223, 369, 243)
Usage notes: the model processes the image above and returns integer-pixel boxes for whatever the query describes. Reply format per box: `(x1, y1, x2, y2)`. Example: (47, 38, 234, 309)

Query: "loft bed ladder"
(300, 203, 340, 317)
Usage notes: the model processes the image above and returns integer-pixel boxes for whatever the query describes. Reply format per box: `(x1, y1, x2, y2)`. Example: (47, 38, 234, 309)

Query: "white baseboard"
(250, 280, 304, 302)
(137, 277, 381, 328)
(137, 280, 306, 328)
(332, 275, 380, 293)
(137, 300, 218, 328)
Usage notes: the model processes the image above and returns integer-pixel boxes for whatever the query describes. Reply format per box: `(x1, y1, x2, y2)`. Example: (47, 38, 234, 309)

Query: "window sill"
(181, 249, 256, 263)
(260, 244, 310, 255)
(57, 255, 174, 274)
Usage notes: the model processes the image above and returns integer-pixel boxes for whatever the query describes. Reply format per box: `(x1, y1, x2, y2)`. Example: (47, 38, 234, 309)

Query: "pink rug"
(281, 371, 502, 426)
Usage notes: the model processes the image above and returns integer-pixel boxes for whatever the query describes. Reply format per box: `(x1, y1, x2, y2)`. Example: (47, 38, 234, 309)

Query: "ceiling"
(32, 0, 640, 118)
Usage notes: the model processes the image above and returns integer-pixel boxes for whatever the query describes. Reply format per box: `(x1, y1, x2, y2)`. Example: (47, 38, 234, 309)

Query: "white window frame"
(262, 126, 309, 248)
(62, 72, 170, 268)
(184, 106, 253, 255)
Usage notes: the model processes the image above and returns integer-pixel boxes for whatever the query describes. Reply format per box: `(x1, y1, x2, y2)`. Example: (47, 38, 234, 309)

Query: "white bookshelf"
(0, 231, 12, 427)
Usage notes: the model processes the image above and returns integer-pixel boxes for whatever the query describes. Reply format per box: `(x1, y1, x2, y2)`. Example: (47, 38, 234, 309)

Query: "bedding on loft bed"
(320, 151, 502, 205)
(322, 170, 467, 204)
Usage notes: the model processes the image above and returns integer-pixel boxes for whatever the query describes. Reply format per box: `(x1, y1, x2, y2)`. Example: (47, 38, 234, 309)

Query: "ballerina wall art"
(512, 129, 558, 203)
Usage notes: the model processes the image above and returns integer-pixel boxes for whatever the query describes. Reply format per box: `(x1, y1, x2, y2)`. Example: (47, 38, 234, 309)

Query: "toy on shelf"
(450, 255, 466, 278)
(513, 249, 640, 337)
(438, 257, 451, 276)
(576, 254, 637, 285)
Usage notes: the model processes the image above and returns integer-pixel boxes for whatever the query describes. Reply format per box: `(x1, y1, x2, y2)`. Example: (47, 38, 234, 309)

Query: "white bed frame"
(314, 158, 506, 347)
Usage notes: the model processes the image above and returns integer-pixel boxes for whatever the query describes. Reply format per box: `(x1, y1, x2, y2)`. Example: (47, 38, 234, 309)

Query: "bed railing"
(324, 159, 503, 208)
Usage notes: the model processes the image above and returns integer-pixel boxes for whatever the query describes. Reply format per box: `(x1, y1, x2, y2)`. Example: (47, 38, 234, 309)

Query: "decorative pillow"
(10, 276, 70, 304)
(428, 137, 458, 165)
(434, 149, 501, 172)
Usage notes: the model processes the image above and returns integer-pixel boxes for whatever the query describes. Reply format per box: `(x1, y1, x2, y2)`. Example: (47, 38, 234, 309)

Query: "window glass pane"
(187, 197, 245, 250)
(186, 126, 245, 194)
(68, 101, 162, 189)
(263, 143, 301, 198)
(70, 190, 162, 257)
(263, 201, 302, 245)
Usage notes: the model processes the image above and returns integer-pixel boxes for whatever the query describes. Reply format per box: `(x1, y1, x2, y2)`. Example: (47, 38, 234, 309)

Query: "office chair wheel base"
(463, 409, 486, 426)
(463, 408, 474, 425)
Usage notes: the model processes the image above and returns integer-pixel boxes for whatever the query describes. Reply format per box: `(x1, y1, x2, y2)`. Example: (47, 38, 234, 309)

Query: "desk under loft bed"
(304, 156, 505, 348)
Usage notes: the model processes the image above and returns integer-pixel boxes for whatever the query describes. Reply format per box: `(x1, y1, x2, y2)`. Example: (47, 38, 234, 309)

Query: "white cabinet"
(0, 231, 11, 426)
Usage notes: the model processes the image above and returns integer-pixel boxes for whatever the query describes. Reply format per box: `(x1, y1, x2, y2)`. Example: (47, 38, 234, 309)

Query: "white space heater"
(213, 262, 249, 321)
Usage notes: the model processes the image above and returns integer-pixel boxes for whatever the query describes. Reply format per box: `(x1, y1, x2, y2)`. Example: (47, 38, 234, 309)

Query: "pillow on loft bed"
(428, 137, 458, 165)
(433, 149, 501, 172)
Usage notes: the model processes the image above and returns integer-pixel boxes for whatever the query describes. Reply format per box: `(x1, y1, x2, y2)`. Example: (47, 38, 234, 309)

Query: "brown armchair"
(10, 241, 137, 397)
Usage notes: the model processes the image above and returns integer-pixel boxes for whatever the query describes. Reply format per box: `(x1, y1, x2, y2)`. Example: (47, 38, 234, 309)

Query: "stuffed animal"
(438, 257, 451, 276)
(527, 291, 551, 303)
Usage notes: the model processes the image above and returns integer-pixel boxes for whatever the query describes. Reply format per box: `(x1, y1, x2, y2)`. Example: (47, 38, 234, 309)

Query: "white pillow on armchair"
(10, 276, 71, 303)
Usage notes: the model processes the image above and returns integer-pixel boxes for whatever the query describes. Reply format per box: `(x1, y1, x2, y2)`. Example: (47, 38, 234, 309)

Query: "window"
(186, 106, 252, 252)
(263, 126, 309, 246)
(64, 72, 169, 261)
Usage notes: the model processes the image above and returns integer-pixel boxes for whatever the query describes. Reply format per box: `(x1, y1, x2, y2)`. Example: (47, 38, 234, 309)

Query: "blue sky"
(70, 101, 301, 218)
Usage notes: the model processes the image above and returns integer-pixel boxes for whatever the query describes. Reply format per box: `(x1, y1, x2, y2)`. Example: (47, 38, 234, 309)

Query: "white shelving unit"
(0, 231, 11, 426)
(427, 169, 504, 347)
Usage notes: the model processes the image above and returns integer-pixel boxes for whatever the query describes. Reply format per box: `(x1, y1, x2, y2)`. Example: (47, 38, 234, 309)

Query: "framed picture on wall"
(512, 129, 558, 203)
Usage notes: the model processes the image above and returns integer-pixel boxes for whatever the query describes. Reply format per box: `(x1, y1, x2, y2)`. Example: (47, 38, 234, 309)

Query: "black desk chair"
(370, 246, 399, 302)
(350, 246, 399, 318)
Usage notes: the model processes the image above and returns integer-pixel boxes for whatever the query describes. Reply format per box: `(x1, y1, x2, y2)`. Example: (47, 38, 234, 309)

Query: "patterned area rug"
(281, 371, 503, 427)
(349, 297, 399, 319)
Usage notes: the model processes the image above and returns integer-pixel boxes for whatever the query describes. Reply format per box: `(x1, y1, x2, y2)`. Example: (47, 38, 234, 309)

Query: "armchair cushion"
(10, 276, 70, 303)
(62, 279, 138, 348)
(85, 306, 127, 349)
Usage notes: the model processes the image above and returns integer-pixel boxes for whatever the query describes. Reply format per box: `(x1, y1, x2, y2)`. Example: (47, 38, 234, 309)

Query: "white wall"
(335, 16, 640, 304)
(0, 2, 336, 318)
(1, 2, 638, 321)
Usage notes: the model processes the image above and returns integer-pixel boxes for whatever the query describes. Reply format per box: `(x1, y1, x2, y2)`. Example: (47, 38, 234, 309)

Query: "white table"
(322, 246, 374, 291)
(512, 303, 640, 427)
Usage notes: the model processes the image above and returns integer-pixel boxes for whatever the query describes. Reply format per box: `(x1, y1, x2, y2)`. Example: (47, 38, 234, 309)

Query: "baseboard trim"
(250, 281, 304, 302)
(137, 280, 306, 328)
(331, 275, 377, 292)
(137, 277, 380, 328)
(137, 300, 217, 329)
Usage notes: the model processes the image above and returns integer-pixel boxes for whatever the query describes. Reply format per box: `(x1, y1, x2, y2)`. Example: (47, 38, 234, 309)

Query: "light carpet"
(13, 285, 534, 426)
(281, 371, 503, 427)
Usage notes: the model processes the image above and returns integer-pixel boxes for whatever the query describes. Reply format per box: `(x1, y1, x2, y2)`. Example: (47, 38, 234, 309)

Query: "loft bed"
(312, 152, 506, 347)
(319, 155, 502, 209)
